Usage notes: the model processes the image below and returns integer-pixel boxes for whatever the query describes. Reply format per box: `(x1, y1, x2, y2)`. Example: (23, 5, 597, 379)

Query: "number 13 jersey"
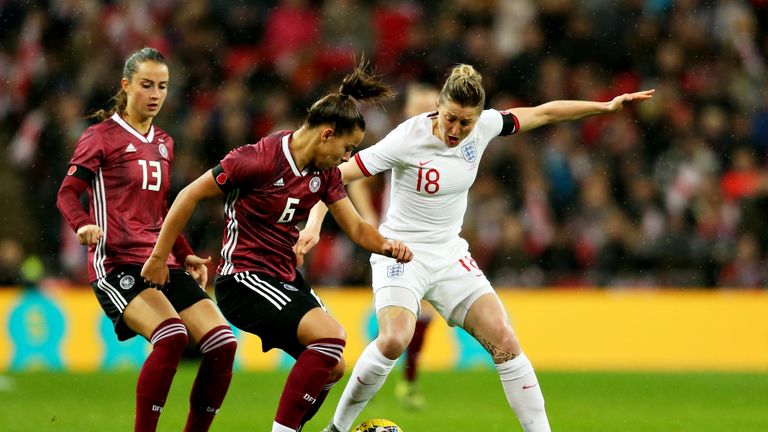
(66, 113, 180, 281)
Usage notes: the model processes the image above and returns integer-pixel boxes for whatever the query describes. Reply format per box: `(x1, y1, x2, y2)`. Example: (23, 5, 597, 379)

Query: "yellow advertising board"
(1, 288, 766, 371)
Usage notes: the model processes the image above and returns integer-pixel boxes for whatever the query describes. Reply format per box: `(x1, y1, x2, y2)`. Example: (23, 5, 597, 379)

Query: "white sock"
(332, 341, 397, 431)
(496, 353, 550, 432)
(271, 421, 295, 432)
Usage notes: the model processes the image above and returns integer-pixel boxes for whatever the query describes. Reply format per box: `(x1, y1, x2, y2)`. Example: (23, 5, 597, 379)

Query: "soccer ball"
(353, 418, 403, 432)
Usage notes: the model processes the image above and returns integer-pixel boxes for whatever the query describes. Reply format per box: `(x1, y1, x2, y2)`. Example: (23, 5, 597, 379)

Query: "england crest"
(460, 142, 477, 163)
(386, 263, 404, 278)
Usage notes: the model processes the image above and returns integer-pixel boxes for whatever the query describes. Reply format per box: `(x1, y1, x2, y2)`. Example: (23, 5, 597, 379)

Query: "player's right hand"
(383, 239, 414, 264)
(141, 255, 170, 288)
(76, 224, 103, 245)
(294, 227, 321, 267)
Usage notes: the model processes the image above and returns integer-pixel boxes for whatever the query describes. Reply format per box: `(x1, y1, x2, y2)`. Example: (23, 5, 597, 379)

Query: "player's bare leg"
(463, 292, 550, 432)
(328, 305, 416, 431)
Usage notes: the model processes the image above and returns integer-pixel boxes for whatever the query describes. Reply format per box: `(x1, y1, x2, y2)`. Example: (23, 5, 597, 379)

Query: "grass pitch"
(1, 364, 766, 431)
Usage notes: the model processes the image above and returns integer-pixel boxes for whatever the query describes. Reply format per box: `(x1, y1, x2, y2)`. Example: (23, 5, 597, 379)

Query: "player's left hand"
(184, 254, 212, 288)
(607, 89, 655, 112)
(294, 227, 321, 267)
(383, 239, 414, 264)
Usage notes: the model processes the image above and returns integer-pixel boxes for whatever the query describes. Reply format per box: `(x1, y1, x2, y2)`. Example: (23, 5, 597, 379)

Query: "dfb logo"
(309, 176, 321, 193)
(119, 275, 135, 290)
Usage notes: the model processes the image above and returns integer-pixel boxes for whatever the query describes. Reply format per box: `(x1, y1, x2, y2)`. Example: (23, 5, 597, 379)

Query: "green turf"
(1, 364, 766, 431)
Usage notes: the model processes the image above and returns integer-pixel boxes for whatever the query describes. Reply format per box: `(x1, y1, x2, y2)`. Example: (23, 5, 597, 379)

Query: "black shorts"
(92, 264, 210, 341)
(214, 270, 324, 358)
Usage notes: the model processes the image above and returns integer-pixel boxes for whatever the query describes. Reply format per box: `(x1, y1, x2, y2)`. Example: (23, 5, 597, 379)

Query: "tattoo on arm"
(471, 330, 518, 363)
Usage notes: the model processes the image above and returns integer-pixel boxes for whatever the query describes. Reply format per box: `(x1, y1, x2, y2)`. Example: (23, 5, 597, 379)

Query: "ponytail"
(304, 56, 396, 136)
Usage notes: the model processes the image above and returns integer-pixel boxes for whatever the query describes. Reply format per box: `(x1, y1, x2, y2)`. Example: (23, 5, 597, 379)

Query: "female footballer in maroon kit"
(141, 62, 413, 432)
(56, 47, 237, 432)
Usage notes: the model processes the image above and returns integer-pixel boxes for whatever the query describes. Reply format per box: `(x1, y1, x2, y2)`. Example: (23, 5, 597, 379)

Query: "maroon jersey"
(213, 131, 347, 281)
(66, 113, 182, 281)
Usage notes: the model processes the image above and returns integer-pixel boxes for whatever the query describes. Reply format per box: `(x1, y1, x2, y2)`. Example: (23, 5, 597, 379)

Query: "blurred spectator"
(0, 238, 24, 286)
(718, 231, 767, 288)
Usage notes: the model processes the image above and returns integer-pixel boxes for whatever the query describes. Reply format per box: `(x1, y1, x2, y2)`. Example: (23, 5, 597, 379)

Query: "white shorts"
(371, 237, 494, 327)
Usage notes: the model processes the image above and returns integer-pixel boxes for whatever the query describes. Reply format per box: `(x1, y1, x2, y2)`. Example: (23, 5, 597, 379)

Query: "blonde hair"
(439, 64, 485, 109)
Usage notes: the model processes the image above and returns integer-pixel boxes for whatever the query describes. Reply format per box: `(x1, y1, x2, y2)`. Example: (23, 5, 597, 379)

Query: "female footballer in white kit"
(297, 64, 654, 432)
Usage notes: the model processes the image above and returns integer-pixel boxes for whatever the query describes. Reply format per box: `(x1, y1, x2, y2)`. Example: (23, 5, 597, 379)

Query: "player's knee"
(478, 324, 521, 362)
(491, 321, 519, 346)
(324, 321, 347, 342)
(377, 332, 410, 358)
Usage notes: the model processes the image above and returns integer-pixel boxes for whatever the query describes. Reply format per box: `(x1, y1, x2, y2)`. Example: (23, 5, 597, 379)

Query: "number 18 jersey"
(354, 109, 518, 244)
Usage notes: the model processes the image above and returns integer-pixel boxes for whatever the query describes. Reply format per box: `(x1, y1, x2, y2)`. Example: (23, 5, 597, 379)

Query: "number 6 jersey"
(212, 131, 347, 281)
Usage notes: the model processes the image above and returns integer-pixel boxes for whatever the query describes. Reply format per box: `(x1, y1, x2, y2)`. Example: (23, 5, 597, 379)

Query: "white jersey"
(354, 109, 518, 244)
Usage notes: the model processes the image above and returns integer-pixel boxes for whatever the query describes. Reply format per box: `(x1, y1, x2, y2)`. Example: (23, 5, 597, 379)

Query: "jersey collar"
(282, 134, 307, 177)
(111, 113, 155, 143)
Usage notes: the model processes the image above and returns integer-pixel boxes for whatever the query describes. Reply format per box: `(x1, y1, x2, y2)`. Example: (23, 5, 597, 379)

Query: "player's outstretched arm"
(141, 170, 223, 287)
(328, 197, 412, 263)
(510, 89, 655, 132)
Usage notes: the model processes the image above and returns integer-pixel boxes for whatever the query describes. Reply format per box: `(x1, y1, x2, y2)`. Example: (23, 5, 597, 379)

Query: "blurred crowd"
(1, 0, 767, 289)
